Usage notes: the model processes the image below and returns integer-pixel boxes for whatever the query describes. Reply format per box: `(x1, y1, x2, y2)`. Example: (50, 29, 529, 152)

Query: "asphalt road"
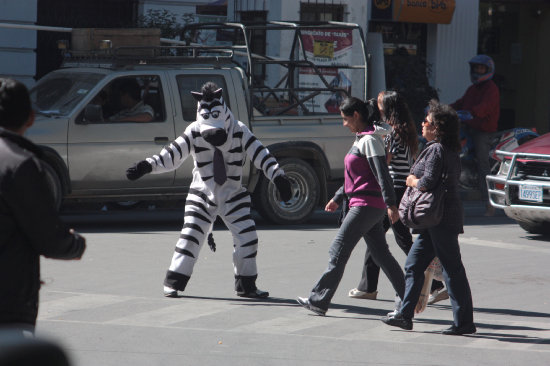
(32, 203, 550, 366)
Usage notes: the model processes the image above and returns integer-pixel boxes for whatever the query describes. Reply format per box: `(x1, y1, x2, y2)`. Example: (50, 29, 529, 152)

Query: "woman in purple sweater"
(297, 97, 405, 316)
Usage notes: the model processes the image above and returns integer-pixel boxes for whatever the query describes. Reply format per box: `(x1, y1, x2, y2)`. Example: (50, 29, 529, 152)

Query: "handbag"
(399, 171, 447, 230)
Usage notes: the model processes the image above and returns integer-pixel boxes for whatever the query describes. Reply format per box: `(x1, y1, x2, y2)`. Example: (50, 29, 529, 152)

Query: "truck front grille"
(516, 161, 550, 181)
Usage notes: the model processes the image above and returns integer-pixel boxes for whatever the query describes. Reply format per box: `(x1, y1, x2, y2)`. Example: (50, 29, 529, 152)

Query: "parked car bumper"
(486, 150, 550, 224)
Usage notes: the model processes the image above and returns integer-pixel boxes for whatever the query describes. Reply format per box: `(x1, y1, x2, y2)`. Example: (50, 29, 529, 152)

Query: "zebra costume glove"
(274, 175, 292, 202)
(126, 160, 152, 181)
(207, 233, 216, 252)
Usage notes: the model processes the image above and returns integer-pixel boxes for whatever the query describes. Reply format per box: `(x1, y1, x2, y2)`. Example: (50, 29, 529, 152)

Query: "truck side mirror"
(80, 104, 104, 124)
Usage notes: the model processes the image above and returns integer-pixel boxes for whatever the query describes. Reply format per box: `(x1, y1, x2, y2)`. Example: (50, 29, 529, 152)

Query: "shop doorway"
(369, 21, 438, 126)
(479, 1, 550, 133)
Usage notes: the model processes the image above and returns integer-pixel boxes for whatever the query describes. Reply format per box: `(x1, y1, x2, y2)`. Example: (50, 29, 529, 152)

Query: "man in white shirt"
(110, 78, 154, 122)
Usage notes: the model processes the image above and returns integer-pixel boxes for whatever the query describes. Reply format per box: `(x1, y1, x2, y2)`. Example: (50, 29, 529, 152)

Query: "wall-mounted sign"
(372, 0, 394, 20)
(393, 0, 456, 24)
(299, 29, 353, 113)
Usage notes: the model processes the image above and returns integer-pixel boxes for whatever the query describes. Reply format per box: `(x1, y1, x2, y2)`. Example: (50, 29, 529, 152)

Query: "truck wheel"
(42, 161, 63, 211)
(517, 220, 550, 235)
(253, 158, 320, 224)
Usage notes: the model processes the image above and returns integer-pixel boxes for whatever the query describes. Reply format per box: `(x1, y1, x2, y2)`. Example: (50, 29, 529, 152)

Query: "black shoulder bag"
(399, 151, 447, 230)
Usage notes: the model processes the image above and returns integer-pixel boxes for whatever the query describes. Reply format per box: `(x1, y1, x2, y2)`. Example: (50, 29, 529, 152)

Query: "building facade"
(0, 0, 548, 132)
(1, 0, 38, 87)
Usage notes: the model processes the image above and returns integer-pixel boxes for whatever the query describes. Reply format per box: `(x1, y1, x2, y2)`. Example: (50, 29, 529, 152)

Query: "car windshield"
(29, 71, 105, 116)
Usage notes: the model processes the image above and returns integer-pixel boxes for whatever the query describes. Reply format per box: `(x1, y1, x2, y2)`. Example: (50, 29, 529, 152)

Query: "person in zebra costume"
(126, 82, 292, 298)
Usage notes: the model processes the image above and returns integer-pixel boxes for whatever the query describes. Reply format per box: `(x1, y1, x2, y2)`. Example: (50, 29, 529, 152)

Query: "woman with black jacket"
(381, 100, 475, 335)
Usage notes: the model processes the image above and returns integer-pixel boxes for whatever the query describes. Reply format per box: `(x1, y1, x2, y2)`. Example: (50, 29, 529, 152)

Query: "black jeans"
(357, 187, 444, 293)
(308, 205, 405, 311)
(399, 225, 474, 327)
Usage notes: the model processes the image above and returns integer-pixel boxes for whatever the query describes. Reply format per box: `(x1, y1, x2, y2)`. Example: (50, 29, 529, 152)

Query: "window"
(176, 75, 230, 122)
(83, 75, 165, 123)
(30, 72, 105, 117)
(300, 3, 344, 22)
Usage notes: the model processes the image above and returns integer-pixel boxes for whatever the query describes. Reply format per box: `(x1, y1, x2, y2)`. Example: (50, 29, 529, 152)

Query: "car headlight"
(498, 159, 512, 176)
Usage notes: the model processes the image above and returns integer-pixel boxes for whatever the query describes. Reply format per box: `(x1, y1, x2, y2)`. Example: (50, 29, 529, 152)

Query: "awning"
(371, 0, 456, 24)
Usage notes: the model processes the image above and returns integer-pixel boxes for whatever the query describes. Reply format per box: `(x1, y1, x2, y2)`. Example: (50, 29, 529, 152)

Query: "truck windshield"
(30, 72, 105, 116)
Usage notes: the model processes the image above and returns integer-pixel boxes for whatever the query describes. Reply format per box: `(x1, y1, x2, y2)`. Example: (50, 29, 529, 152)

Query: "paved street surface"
(34, 202, 550, 366)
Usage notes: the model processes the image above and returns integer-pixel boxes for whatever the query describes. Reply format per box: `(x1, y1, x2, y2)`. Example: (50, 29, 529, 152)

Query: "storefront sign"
(371, 0, 394, 21)
(393, 0, 456, 24)
(299, 29, 353, 113)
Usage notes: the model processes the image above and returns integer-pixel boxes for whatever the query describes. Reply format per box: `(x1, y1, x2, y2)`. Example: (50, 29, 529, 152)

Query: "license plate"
(519, 184, 543, 202)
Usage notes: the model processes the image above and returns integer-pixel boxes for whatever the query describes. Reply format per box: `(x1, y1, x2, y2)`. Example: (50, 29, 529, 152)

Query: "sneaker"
(163, 286, 178, 298)
(387, 309, 398, 317)
(428, 288, 449, 305)
(296, 297, 326, 316)
(441, 323, 477, 335)
(348, 288, 378, 300)
(381, 312, 413, 330)
(237, 289, 269, 298)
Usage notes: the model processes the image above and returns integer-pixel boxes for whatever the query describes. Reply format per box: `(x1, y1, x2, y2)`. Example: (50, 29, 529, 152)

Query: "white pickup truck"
(26, 21, 368, 224)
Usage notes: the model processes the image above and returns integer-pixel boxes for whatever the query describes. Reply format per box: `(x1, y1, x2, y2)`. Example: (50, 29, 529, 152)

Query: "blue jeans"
(309, 205, 405, 311)
(357, 187, 444, 294)
(400, 225, 474, 327)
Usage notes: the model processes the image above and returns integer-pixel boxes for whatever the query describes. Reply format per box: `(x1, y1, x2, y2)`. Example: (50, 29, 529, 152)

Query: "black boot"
(381, 312, 413, 330)
(441, 323, 476, 335)
(235, 275, 269, 298)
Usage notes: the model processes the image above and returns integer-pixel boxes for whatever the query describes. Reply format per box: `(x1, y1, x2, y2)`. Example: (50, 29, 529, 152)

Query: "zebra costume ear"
(191, 91, 203, 102)
(213, 88, 223, 99)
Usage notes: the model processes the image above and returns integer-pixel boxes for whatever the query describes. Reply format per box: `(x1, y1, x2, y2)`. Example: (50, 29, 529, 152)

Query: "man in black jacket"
(0, 78, 86, 334)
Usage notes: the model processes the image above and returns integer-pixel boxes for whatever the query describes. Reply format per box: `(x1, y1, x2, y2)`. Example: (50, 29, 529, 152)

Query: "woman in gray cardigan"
(381, 100, 476, 335)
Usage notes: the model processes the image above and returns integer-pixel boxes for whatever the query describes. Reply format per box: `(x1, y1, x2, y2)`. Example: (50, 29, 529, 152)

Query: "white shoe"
(387, 309, 398, 317)
(348, 288, 378, 299)
(428, 288, 449, 305)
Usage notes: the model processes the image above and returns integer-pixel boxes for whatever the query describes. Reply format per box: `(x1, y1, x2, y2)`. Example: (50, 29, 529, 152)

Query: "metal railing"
(181, 21, 368, 118)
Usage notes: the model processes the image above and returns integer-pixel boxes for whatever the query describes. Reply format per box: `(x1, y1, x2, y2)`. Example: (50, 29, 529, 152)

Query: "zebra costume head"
(191, 82, 232, 146)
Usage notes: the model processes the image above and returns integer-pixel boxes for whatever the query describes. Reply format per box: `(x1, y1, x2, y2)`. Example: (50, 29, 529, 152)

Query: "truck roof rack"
(181, 21, 368, 117)
(61, 45, 235, 69)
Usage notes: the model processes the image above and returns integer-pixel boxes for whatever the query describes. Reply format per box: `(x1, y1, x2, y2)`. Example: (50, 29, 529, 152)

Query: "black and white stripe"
(385, 132, 412, 188)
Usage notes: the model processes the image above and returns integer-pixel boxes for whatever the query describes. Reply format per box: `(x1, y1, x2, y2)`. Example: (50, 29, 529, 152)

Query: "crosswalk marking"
(460, 237, 550, 255)
(233, 314, 337, 334)
(38, 290, 550, 354)
(343, 323, 425, 342)
(104, 300, 241, 327)
(39, 293, 130, 319)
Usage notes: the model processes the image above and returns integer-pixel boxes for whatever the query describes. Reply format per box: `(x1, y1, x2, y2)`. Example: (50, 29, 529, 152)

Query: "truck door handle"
(154, 137, 169, 143)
